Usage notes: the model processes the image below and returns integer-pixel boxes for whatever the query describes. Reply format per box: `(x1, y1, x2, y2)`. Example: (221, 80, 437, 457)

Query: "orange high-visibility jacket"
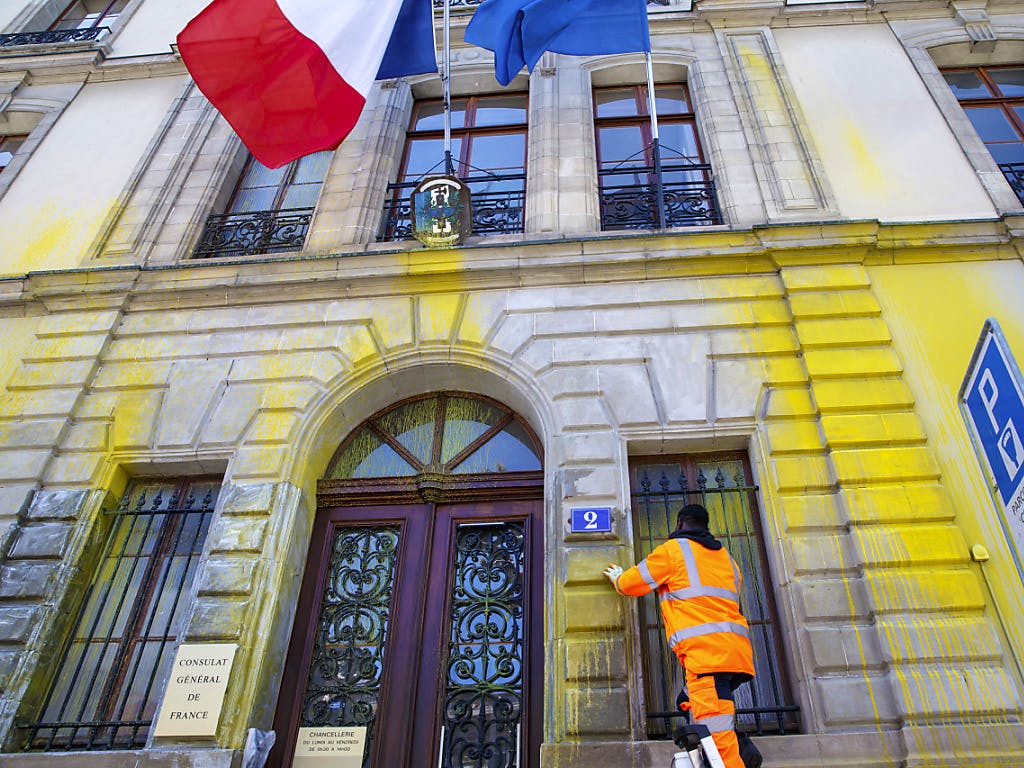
(615, 534, 755, 677)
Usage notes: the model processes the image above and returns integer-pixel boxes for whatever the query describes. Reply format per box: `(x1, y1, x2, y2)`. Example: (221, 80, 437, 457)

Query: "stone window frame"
(377, 90, 530, 243)
(2, 0, 144, 44)
(16, 477, 219, 753)
(303, 53, 534, 250)
(0, 80, 80, 204)
(591, 80, 718, 231)
(898, 25, 1024, 214)
(580, 48, 746, 231)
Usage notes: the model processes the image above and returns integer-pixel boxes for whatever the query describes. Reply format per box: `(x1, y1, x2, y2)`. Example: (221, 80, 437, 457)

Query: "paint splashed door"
(271, 500, 541, 768)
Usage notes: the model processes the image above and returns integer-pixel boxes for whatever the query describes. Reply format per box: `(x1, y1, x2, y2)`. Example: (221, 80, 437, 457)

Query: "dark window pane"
(376, 397, 438, 464)
(452, 421, 542, 473)
(229, 187, 278, 213)
(654, 85, 689, 114)
(440, 397, 509, 463)
(292, 150, 332, 184)
(943, 70, 992, 99)
(659, 122, 701, 162)
(328, 428, 416, 479)
(466, 133, 525, 172)
(402, 137, 463, 179)
(595, 88, 640, 118)
(990, 68, 1024, 97)
(414, 99, 467, 130)
(597, 125, 647, 166)
(280, 182, 321, 209)
(237, 160, 288, 191)
(472, 95, 528, 126)
(965, 106, 1021, 142)
(988, 142, 1024, 164)
(52, 0, 126, 29)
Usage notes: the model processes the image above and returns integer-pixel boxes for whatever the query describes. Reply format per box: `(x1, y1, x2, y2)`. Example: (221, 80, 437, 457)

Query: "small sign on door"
(293, 726, 366, 768)
(570, 507, 612, 533)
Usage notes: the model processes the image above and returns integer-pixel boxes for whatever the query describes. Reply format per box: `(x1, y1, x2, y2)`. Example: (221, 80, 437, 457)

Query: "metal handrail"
(0, 27, 109, 47)
(192, 207, 314, 259)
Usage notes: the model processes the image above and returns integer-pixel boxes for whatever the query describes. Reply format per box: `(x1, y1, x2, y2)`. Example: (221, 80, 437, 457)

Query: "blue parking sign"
(961, 319, 1024, 571)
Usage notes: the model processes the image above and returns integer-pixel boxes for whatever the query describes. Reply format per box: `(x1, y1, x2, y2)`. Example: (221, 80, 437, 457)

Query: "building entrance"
(270, 393, 544, 768)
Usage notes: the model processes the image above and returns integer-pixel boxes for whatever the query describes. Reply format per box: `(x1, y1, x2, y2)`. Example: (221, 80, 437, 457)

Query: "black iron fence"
(378, 174, 525, 241)
(631, 463, 799, 738)
(192, 207, 314, 259)
(20, 480, 217, 751)
(0, 28, 108, 47)
(999, 162, 1024, 206)
(599, 163, 722, 231)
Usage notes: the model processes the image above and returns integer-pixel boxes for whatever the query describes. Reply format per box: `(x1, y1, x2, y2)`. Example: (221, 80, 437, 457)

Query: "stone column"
(304, 80, 415, 251)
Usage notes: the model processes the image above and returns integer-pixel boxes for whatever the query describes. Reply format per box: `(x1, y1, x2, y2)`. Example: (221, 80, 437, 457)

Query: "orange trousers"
(683, 670, 743, 768)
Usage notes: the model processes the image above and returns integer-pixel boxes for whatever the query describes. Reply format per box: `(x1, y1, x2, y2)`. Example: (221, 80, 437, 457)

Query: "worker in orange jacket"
(604, 503, 759, 768)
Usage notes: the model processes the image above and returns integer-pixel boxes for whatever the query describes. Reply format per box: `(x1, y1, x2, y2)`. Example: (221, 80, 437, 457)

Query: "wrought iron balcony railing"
(999, 162, 1024, 206)
(378, 174, 525, 241)
(598, 163, 722, 231)
(192, 207, 313, 259)
(0, 28, 108, 47)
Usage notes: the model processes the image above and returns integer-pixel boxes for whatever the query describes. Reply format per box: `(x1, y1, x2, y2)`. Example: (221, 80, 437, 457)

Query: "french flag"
(177, 0, 437, 169)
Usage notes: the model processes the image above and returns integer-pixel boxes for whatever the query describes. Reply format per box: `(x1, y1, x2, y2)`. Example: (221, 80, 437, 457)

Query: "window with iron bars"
(193, 151, 331, 259)
(629, 454, 799, 738)
(378, 94, 527, 241)
(19, 478, 219, 752)
(594, 84, 722, 231)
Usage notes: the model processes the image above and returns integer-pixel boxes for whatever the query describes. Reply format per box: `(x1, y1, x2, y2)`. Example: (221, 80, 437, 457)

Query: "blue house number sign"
(571, 507, 612, 533)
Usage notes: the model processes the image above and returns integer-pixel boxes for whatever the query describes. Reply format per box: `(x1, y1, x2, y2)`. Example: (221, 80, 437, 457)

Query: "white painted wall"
(110, 0, 209, 58)
(0, 1, 29, 32)
(0, 74, 186, 277)
(774, 24, 997, 222)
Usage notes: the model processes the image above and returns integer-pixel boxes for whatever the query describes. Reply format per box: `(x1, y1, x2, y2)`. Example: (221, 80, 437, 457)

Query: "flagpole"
(644, 50, 667, 229)
(442, 0, 454, 175)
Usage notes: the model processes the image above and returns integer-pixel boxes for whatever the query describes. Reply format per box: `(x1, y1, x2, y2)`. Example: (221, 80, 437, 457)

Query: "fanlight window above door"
(324, 393, 542, 480)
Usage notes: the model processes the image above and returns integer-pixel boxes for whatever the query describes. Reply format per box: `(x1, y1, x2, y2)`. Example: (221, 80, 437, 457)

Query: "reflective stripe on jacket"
(615, 536, 755, 677)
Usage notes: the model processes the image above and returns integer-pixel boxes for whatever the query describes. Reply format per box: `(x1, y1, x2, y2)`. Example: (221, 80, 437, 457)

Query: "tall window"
(943, 66, 1024, 205)
(379, 94, 528, 240)
(629, 454, 798, 738)
(0, 136, 27, 174)
(21, 479, 218, 751)
(49, 0, 128, 30)
(594, 84, 720, 230)
(193, 151, 331, 259)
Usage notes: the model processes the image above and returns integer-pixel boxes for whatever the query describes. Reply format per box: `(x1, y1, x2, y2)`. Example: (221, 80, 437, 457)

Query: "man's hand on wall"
(603, 563, 623, 585)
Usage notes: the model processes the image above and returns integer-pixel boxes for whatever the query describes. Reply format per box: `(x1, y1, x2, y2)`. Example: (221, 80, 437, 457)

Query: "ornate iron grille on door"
(630, 455, 799, 738)
(440, 523, 525, 768)
(273, 391, 543, 768)
(299, 526, 399, 768)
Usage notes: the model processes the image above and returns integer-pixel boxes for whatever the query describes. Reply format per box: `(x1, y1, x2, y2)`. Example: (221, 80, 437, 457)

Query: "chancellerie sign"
(153, 643, 237, 738)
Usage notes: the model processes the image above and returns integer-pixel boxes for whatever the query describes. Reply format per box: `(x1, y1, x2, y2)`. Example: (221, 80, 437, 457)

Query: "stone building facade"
(0, 0, 1023, 767)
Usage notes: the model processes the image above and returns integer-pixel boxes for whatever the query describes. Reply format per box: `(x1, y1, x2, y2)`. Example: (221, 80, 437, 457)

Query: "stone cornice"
(2, 216, 1021, 313)
(2, 0, 1021, 87)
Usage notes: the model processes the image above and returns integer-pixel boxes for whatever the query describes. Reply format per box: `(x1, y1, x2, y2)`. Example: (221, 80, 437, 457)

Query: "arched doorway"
(271, 393, 544, 768)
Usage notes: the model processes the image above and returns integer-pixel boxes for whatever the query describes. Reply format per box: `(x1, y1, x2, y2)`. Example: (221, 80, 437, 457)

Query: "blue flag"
(465, 0, 650, 86)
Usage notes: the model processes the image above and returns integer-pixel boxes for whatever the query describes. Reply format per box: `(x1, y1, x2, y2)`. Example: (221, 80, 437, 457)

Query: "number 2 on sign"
(582, 510, 598, 529)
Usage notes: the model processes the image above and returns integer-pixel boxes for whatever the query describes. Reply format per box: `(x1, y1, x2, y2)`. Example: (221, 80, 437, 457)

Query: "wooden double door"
(271, 498, 542, 768)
